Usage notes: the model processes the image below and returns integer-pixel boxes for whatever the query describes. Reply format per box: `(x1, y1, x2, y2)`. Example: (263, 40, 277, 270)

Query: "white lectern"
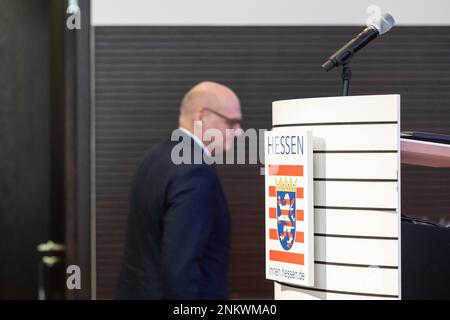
(270, 95, 401, 300)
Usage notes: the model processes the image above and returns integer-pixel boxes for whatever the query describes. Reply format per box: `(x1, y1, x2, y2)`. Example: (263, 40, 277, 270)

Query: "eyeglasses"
(204, 107, 242, 129)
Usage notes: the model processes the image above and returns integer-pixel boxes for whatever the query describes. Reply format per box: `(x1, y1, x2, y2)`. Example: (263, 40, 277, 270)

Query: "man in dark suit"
(116, 81, 242, 299)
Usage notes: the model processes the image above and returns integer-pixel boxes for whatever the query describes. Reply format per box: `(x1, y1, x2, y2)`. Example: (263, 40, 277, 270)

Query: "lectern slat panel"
(314, 236, 398, 266)
(314, 209, 398, 238)
(274, 282, 398, 300)
(273, 95, 399, 125)
(313, 181, 399, 208)
(313, 153, 398, 180)
(282, 264, 399, 296)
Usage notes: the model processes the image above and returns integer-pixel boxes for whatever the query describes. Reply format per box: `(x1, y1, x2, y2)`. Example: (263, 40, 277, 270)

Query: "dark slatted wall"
(94, 26, 450, 299)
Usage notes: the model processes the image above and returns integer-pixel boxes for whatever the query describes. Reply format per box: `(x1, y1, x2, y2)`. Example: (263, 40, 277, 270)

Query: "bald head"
(180, 81, 239, 120)
(179, 81, 241, 129)
(178, 81, 242, 151)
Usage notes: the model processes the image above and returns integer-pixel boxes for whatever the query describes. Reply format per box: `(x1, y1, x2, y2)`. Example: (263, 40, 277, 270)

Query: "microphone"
(322, 13, 395, 71)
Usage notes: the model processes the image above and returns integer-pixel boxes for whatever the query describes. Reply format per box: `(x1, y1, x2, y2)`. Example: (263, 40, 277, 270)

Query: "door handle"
(37, 240, 65, 253)
(42, 256, 62, 267)
(36, 241, 65, 299)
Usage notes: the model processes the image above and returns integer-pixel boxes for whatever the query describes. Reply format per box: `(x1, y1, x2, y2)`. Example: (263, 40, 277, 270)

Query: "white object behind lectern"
(271, 95, 401, 300)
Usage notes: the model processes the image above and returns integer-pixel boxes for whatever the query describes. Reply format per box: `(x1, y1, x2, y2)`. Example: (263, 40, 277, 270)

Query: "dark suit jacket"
(116, 129, 230, 299)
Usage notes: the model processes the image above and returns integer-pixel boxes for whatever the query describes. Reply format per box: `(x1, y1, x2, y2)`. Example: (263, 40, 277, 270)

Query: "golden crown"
(275, 177, 297, 192)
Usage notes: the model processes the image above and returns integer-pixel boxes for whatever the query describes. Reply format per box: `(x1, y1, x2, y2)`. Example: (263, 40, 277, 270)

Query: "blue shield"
(276, 191, 297, 250)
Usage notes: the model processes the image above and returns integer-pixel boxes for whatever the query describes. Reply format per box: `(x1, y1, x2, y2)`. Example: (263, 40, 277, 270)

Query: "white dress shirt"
(178, 127, 211, 157)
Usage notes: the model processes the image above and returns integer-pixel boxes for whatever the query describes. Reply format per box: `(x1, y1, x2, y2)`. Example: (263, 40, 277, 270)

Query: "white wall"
(92, 0, 450, 26)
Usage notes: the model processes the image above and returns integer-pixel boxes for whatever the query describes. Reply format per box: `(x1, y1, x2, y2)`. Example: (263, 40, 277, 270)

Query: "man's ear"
(192, 107, 204, 122)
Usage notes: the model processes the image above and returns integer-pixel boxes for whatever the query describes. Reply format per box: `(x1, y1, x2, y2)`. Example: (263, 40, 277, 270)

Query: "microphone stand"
(341, 62, 352, 96)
